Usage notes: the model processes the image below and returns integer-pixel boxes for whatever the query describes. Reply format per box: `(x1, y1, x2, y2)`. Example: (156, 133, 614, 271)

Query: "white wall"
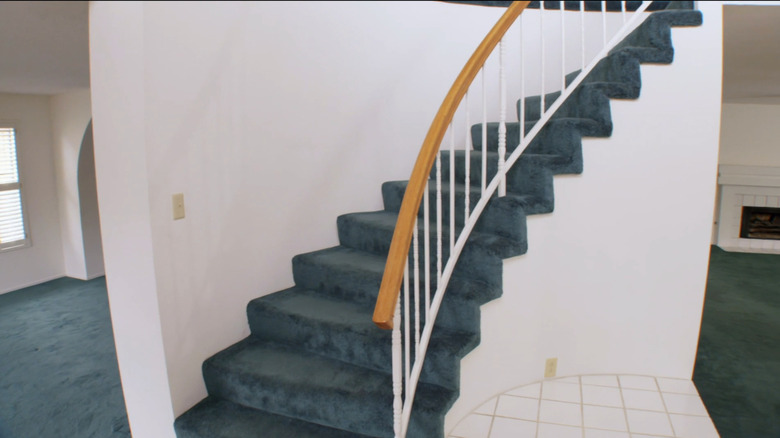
(147, 0, 515, 417)
(447, 2, 723, 430)
(89, 2, 175, 437)
(77, 122, 105, 279)
(0, 93, 64, 294)
(50, 89, 99, 280)
(89, 1, 511, 434)
(719, 103, 780, 167)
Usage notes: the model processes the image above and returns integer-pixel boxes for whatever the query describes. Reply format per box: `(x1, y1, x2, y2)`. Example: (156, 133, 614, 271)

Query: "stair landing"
(448, 374, 719, 438)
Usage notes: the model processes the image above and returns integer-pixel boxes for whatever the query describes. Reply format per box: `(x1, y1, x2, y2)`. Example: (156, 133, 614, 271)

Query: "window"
(0, 127, 29, 251)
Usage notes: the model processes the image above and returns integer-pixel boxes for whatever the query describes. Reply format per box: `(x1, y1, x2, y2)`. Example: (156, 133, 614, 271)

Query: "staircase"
(174, 3, 702, 437)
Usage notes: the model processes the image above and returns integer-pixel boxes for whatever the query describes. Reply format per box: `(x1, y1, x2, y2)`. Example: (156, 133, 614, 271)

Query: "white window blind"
(0, 127, 28, 251)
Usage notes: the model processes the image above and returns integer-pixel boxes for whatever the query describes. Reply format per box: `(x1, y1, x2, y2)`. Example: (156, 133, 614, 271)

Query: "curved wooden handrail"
(373, 1, 531, 330)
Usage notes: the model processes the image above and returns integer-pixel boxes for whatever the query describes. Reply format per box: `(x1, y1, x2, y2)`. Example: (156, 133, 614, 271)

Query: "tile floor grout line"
(579, 375, 586, 438)
(534, 379, 543, 438)
(655, 376, 677, 437)
(618, 375, 633, 438)
(485, 397, 498, 438)
(486, 409, 497, 438)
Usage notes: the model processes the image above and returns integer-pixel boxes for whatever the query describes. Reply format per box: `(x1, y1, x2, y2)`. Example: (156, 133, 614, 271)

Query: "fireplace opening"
(740, 206, 780, 240)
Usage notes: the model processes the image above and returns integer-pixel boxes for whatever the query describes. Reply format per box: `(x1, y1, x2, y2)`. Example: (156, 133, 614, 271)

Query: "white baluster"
(392, 295, 402, 438)
(602, 1, 608, 47)
(412, 218, 420, 354)
(436, 152, 442, 285)
(403, 261, 410, 388)
(520, 16, 525, 143)
(465, 91, 470, 223)
(449, 122, 455, 253)
(540, 0, 545, 115)
(423, 179, 430, 318)
(561, 1, 566, 93)
(498, 39, 507, 197)
(581, 0, 586, 70)
(622, 1, 627, 24)
(481, 67, 487, 195)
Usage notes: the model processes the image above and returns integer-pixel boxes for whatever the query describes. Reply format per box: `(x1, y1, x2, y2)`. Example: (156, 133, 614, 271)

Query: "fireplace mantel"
(716, 165, 780, 254)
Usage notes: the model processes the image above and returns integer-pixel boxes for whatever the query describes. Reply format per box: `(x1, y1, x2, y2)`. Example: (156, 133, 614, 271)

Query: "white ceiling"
(0, 1, 89, 95)
(0, 2, 776, 102)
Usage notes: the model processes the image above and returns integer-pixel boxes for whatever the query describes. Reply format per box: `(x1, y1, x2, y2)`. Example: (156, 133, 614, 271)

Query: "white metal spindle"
(561, 1, 566, 93)
(481, 67, 487, 195)
(392, 295, 402, 438)
(498, 39, 507, 197)
(436, 152, 442, 285)
(412, 218, 420, 353)
(602, 1, 608, 47)
(465, 92, 471, 223)
(403, 261, 410, 388)
(520, 16, 525, 143)
(622, 1, 627, 24)
(449, 122, 455, 253)
(581, 0, 586, 70)
(540, 0, 545, 117)
(423, 182, 430, 317)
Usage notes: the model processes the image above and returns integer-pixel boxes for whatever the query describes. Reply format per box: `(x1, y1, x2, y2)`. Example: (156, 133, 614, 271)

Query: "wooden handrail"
(373, 1, 531, 329)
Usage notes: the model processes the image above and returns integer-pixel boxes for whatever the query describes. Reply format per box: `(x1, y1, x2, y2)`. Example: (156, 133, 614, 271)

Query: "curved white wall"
(76, 122, 104, 279)
(447, 3, 723, 431)
(50, 89, 96, 280)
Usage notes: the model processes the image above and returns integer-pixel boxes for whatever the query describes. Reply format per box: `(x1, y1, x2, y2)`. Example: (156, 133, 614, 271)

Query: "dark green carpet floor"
(0, 277, 130, 438)
(694, 246, 780, 437)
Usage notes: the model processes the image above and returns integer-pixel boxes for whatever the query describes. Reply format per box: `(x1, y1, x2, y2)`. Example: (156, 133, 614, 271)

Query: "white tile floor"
(448, 375, 719, 438)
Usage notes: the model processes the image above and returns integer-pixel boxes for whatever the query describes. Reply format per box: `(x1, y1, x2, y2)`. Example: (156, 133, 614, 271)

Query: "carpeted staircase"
(174, 4, 702, 437)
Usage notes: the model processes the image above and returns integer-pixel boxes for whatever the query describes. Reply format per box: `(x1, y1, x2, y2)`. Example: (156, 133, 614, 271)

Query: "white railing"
(373, 2, 655, 436)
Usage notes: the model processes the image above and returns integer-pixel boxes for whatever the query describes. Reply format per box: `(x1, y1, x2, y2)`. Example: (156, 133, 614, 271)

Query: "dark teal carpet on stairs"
(694, 246, 780, 437)
(0, 277, 130, 438)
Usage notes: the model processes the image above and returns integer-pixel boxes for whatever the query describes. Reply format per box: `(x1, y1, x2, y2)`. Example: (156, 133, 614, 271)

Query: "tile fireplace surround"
(715, 165, 780, 254)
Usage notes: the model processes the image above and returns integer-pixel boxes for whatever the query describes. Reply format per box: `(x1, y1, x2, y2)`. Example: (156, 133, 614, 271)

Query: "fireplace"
(740, 206, 780, 240)
(716, 165, 780, 254)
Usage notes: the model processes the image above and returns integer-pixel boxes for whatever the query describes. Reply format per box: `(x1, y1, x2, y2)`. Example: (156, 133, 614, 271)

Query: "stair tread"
(250, 286, 478, 357)
(294, 245, 499, 302)
(175, 397, 374, 438)
(205, 338, 455, 435)
(383, 179, 551, 215)
(339, 210, 525, 257)
(207, 338, 447, 403)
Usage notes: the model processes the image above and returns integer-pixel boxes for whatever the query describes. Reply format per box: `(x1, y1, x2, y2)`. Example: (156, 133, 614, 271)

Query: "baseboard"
(0, 274, 66, 296)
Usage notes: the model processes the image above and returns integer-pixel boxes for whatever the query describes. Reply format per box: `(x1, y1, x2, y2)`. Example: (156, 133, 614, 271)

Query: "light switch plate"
(172, 193, 185, 220)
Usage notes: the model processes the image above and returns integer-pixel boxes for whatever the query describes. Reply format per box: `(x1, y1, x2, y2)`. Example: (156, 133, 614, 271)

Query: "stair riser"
(382, 181, 485, 230)
(247, 302, 468, 390)
(437, 151, 557, 202)
(472, 118, 596, 160)
(337, 220, 505, 287)
(292, 255, 380, 308)
(203, 362, 444, 437)
(291, 256, 489, 333)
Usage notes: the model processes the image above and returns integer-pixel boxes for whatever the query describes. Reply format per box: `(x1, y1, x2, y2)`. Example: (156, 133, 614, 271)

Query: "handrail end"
(373, 312, 394, 330)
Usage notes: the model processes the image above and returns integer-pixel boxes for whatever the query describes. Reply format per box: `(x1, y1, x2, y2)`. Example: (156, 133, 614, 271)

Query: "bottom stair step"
(203, 338, 456, 437)
(174, 397, 375, 438)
